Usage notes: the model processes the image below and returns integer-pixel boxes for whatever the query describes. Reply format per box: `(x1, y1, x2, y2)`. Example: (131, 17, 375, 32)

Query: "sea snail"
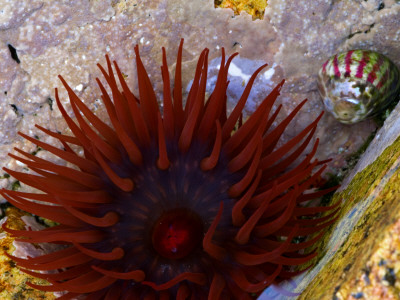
(317, 49, 400, 124)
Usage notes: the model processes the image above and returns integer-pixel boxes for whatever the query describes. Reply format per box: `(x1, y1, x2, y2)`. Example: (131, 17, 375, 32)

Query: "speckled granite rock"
(0, 0, 399, 188)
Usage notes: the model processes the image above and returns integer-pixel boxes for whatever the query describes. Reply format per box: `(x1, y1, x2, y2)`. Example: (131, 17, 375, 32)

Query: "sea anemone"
(2, 40, 339, 299)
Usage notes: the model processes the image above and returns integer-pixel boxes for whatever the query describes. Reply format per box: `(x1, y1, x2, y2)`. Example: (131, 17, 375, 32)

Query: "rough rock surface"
(341, 101, 400, 190)
(338, 216, 400, 300)
(0, 0, 399, 192)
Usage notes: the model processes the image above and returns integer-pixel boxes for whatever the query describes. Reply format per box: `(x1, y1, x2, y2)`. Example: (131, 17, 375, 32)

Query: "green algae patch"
(299, 134, 400, 299)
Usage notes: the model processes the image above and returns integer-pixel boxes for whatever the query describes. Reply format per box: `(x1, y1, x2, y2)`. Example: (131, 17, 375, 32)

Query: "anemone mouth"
(151, 208, 204, 260)
(97, 140, 238, 285)
(1, 39, 340, 299)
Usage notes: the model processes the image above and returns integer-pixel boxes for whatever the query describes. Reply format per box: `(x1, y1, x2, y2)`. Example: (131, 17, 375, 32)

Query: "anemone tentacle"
(2, 39, 339, 299)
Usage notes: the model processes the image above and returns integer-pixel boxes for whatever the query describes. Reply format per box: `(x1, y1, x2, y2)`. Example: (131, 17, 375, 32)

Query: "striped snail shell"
(317, 50, 400, 124)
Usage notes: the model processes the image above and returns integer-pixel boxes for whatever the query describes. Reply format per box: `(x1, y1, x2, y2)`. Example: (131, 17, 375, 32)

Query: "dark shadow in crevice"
(7, 44, 20, 64)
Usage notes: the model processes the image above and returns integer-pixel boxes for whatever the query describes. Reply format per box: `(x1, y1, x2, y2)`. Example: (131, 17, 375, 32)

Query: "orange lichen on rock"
(0, 207, 56, 299)
(215, 0, 267, 19)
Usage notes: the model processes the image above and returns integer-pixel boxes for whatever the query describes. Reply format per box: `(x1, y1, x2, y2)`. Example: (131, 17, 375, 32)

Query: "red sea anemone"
(2, 40, 339, 299)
